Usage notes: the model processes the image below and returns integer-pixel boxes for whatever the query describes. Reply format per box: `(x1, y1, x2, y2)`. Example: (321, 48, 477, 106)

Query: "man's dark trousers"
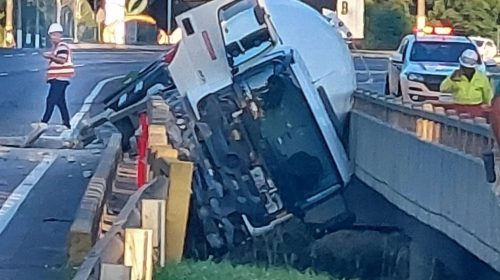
(41, 79, 70, 128)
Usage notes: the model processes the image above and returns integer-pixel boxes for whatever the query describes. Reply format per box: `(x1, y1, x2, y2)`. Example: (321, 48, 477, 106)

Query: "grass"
(155, 260, 337, 280)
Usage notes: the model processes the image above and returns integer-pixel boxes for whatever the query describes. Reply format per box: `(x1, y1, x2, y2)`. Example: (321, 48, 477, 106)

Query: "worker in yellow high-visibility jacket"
(440, 49, 493, 106)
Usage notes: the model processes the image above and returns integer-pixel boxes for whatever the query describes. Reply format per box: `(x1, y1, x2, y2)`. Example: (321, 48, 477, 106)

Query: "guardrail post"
(137, 113, 149, 188)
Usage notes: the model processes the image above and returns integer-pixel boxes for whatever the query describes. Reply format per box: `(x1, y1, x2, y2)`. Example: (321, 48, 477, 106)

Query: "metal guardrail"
(73, 177, 162, 280)
(72, 97, 194, 280)
(353, 90, 494, 158)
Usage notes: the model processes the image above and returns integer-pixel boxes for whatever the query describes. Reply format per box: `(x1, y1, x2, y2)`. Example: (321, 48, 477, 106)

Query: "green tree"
(429, 0, 500, 39)
(363, 0, 414, 49)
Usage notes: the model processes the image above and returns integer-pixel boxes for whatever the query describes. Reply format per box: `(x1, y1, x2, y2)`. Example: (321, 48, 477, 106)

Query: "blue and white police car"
(385, 26, 496, 102)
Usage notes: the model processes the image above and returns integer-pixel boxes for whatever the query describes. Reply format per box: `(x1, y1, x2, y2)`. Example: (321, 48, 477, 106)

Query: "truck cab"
(167, 0, 356, 251)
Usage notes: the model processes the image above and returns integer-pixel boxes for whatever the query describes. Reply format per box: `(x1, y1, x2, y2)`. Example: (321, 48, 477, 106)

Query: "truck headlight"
(408, 73, 425, 82)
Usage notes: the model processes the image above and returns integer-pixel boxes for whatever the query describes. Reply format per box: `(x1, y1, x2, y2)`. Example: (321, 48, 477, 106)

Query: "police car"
(385, 26, 496, 102)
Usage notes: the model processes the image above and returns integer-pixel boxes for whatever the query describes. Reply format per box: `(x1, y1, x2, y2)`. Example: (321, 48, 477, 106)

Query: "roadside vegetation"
(364, 0, 500, 50)
(155, 260, 339, 280)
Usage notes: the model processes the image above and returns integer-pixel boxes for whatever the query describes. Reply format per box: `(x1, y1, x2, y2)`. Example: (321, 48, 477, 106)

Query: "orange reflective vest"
(47, 42, 75, 80)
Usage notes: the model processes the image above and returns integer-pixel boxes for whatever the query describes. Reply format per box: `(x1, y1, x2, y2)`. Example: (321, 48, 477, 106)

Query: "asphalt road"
(0, 50, 161, 136)
(0, 49, 159, 279)
(353, 56, 388, 93)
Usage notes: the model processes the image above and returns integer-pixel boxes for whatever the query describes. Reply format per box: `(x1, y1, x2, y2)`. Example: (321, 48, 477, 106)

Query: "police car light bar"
(414, 26, 453, 36)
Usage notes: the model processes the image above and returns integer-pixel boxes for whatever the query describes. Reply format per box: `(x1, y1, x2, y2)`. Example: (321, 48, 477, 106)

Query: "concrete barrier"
(68, 133, 123, 266)
(350, 106, 500, 272)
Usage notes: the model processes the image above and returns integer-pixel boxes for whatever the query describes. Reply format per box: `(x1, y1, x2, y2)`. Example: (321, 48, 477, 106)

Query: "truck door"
(289, 51, 351, 185)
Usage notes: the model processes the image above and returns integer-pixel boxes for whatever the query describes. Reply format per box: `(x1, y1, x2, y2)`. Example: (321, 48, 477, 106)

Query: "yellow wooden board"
(124, 228, 154, 280)
(164, 159, 194, 263)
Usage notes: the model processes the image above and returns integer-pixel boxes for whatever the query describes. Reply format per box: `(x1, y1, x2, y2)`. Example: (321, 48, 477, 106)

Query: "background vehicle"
(470, 36, 498, 60)
(335, 0, 364, 42)
(385, 28, 493, 102)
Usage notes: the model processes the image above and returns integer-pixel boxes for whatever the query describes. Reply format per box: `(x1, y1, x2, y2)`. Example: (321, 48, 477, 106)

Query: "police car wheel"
(394, 82, 402, 97)
(384, 77, 390, 95)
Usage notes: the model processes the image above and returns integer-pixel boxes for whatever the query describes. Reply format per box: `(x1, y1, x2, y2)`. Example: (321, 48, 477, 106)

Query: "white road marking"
(29, 69, 39, 72)
(3, 54, 13, 58)
(15, 53, 25, 57)
(74, 64, 85, 68)
(31, 52, 38, 56)
(60, 75, 124, 139)
(0, 73, 8, 77)
(0, 153, 57, 235)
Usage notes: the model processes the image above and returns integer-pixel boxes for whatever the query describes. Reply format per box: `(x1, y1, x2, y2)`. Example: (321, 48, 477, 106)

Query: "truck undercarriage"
(159, 54, 354, 254)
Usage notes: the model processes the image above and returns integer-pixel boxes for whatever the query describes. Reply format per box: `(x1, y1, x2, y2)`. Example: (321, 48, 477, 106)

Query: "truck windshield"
(410, 42, 479, 63)
(246, 71, 342, 208)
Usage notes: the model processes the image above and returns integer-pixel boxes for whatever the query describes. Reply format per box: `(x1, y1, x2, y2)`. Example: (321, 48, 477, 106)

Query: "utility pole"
(73, 0, 79, 42)
(16, 0, 22, 48)
(56, 0, 61, 24)
(5, 0, 14, 47)
(167, 0, 172, 35)
(417, 0, 426, 31)
(497, 28, 499, 54)
(35, 0, 40, 48)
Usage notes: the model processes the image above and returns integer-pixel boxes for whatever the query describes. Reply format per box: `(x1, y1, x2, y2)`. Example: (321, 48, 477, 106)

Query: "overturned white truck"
(165, 0, 357, 253)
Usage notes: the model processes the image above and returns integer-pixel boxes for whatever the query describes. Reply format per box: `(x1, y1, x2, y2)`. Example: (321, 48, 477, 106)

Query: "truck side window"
(182, 18, 195, 36)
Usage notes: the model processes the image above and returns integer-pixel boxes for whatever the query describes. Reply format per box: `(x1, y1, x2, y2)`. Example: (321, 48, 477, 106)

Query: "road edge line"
(0, 153, 58, 235)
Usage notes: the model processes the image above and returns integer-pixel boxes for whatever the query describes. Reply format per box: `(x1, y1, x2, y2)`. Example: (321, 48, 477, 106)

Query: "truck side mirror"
(391, 53, 403, 64)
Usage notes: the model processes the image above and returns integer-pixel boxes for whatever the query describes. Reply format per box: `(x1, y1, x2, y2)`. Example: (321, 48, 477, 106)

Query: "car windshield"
(410, 42, 479, 63)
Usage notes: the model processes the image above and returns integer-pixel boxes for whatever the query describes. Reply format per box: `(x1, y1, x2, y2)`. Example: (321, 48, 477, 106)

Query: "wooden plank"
(152, 145, 178, 159)
(73, 179, 159, 280)
(124, 228, 153, 280)
(22, 125, 47, 147)
(148, 125, 168, 147)
(141, 199, 166, 267)
(165, 159, 194, 264)
(141, 200, 162, 247)
(100, 263, 131, 280)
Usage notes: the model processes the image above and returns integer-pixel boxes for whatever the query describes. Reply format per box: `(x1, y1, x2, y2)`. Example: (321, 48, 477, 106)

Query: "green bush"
(155, 260, 338, 280)
(363, 2, 413, 50)
(429, 0, 500, 39)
